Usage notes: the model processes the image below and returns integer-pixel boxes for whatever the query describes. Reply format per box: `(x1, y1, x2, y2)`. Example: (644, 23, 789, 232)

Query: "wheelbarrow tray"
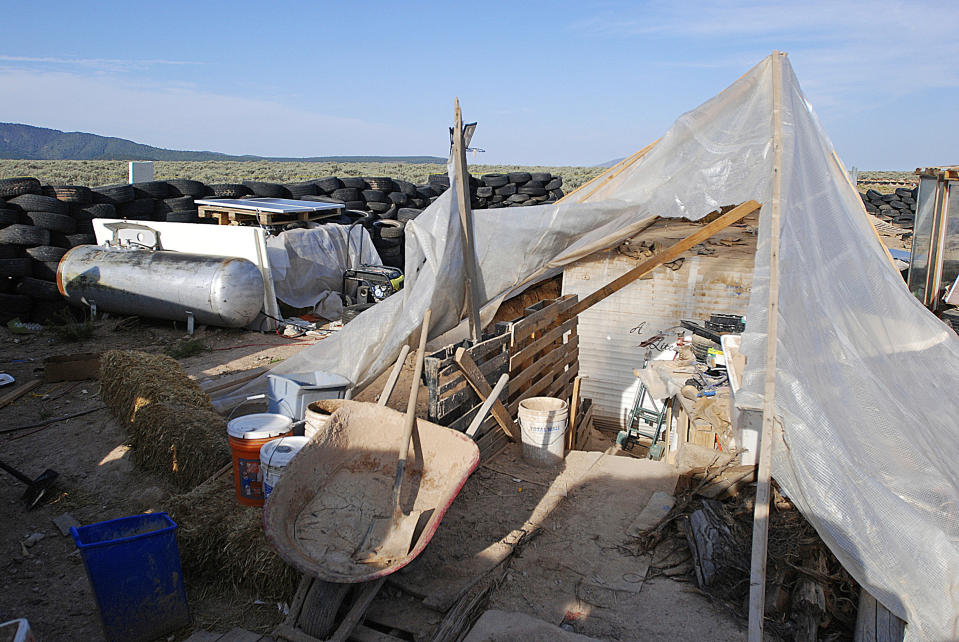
(264, 400, 480, 583)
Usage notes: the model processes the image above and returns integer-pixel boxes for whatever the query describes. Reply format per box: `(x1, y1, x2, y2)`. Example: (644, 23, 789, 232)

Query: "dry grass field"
(0, 159, 607, 192)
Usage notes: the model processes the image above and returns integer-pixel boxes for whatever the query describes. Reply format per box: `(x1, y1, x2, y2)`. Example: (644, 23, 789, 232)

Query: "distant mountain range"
(0, 123, 447, 164)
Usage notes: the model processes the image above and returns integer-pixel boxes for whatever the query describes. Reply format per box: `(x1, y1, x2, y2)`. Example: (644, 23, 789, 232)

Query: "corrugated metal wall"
(561, 242, 754, 430)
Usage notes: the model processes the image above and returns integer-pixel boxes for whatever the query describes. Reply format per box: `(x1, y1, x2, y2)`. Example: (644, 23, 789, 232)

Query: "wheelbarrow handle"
(391, 308, 431, 511)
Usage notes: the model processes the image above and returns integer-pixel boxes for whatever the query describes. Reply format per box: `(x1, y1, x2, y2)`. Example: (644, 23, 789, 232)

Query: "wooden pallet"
(197, 205, 342, 227)
(503, 295, 579, 417)
(423, 328, 509, 443)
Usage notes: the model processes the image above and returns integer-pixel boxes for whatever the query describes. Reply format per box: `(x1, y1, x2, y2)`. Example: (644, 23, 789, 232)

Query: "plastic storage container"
(70, 513, 190, 642)
(227, 413, 294, 506)
(267, 371, 351, 420)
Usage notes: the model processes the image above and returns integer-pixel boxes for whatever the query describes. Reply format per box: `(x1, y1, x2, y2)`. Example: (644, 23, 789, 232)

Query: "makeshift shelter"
(247, 52, 959, 639)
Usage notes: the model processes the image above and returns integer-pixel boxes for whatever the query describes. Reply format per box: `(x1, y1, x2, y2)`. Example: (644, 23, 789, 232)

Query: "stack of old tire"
(860, 187, 917, 229)
(424, 171, 564, 209)
(0, 177, 99, 323)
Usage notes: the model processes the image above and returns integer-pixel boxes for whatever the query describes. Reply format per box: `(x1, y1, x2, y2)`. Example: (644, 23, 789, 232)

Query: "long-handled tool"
(355, 308, 432, 564)
(0, 459, 59, 509)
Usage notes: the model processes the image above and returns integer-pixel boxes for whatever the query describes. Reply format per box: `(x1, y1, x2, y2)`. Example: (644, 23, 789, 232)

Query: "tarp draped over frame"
(251, 53, 958, 638)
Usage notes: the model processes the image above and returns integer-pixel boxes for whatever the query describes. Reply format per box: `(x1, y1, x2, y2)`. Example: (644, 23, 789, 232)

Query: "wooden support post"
(565, 200, 761, 318)
(452, 98, 483, 342)
(558, 139, 660, 204)
(748, 50, 785, 642)
(454, 347, 521, 441)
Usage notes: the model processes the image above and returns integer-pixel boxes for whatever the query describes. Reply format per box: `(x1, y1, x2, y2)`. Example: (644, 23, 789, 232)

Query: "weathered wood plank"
(454, 348, 520, 441)
(507, 295, 577, 344)
(508, 317, 577, 371)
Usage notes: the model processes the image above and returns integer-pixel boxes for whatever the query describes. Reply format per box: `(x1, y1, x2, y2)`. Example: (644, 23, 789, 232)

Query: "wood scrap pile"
(632, 459, 860, 639)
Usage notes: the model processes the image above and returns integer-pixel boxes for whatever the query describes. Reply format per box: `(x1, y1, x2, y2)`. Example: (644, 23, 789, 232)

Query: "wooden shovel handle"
(391, 308, 432, 508)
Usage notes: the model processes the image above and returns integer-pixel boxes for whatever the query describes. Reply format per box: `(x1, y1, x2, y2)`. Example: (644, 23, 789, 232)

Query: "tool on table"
(0, 459, 59, 509)
(355, 308, 432, 564)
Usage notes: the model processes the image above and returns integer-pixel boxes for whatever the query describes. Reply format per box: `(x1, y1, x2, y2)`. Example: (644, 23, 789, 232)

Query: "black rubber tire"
(18, 276, 61, 300)
(545, 177, 563, 190)
(206, 183, 248, 198)
(549, 189, 564, 200)
(392, 179, 417, 196)
(482, 174, 509, 188)
(331, 187, 361, 202)
(62, 233, 96, 247)
(396, 208, 421, 223)
(165, 210, 200, 223)
(507, 172, 531, 184)
(344, 200, 368, 211)
(517, 186, 547, 196)
(30, 299, 69, 324)
(0, 244, 22, 259)
(0, 293, 32, 322)
(475, 186, 493, 198)
(0, 257, 32, 277)
(156, 196, 194, 214)
(0, 224, 50, 247)
(362, 189, 389, 204)
(374, 219, 405, 239)
(415, 184, 435, 198)
(131, 181, 171, 199)
(300, 195, 342, 204)
(0, 276, 15, 293)
(0, 209, 20, 227)
(530, 172, 551, 182)
(367, 201, 392, 214)
(92, 183, 135, 205)
(25, 245, 67, 262)
(409, 198, 428, 209)
(387, 191, 408, 207)
(494, 183, 517, 196)
(428, 174, 450, 186)
(507, 193, 530, 203)
(44, 185, 93, 204)
(8, 194, 69, 215)
(32, 260, 60, 281)
(340, 177, 367, 190)
(166, 179, 209, 198)
(23, 211, 76, 233)
(75, 203, 115, 220)
(117, 198, 156, 220)
(0, 177, 42, 199)
(242, 181, 290, 198)
(364, 177, 394, 192)
(313, 177, 342, 194)
(342, 302, 375, 325)
(284, 181, 317, 198)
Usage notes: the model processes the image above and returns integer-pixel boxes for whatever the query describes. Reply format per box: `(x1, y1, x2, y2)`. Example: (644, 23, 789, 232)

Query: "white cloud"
(0, 68, 435, 157)
(0, 55, 200, 73)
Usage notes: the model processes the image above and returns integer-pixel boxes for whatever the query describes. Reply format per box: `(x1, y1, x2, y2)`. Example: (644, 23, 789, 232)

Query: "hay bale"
(100, 349, 213, 424)
(165, 474, 298, 599)
(130, 402, 231, 490)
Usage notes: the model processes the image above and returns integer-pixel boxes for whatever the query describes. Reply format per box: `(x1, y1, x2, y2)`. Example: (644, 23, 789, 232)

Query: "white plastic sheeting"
(266, 223, 381, 310)
(246, 53, 958, 637)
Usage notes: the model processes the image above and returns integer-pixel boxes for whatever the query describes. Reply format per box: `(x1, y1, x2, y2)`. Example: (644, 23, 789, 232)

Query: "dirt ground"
(0, 317, 322, 639)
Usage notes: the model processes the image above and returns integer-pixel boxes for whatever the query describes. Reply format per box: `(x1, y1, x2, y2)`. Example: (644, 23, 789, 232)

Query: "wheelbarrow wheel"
(298, 579, 351, 639)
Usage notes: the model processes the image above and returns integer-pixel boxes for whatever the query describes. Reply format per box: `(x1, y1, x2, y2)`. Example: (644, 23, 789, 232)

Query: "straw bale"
(165, 473, 298, 599)
(130, 401, 231, 490)
(100, 349, 213, 424)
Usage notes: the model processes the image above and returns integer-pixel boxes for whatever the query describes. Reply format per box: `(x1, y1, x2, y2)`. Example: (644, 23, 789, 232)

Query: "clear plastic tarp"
(244, 53, 957, 638)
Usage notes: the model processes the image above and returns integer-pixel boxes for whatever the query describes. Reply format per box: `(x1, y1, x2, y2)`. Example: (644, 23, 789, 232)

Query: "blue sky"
(0, 0, 955, 169)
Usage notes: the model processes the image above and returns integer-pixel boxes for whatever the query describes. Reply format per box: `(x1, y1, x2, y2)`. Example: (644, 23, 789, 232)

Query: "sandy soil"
(0, 318, 321, 640)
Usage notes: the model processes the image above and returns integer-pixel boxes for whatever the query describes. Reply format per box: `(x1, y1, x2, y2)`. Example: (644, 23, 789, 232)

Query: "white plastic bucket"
(518, 397, 569, 466)
(304, 402, 334, 440)
(260, 436, 308, 499)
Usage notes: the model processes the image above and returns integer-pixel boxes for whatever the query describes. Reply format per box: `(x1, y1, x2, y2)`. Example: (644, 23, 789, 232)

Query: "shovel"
(354, 308, 432, 565)
(0, 459, 59, 509)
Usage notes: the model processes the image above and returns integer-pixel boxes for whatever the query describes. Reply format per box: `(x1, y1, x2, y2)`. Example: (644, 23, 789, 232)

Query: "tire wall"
(0, 173, 566, 318)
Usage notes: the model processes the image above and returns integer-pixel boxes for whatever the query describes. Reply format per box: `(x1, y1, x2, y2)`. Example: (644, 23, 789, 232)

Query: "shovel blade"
(354, 511, 423, 566)
(22, 469, 58, 510)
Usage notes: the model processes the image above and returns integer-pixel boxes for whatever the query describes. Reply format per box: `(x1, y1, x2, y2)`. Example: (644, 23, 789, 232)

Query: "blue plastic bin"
(267, 371, 351, 419)
(71, 512, 190, 642)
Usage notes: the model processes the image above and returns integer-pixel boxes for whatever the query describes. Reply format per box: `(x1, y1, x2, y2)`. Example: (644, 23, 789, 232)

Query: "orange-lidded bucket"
(227, 413, 293, 506)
